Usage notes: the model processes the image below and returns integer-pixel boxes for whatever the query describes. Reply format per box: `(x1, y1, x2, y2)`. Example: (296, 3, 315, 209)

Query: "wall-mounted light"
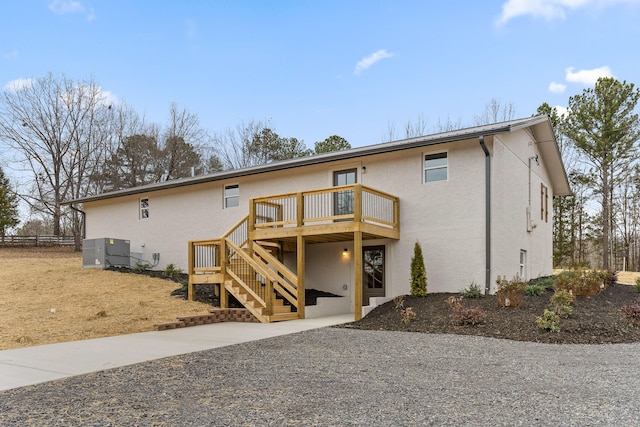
(362, 166, 367, 174)
(342, 248, 348, 256)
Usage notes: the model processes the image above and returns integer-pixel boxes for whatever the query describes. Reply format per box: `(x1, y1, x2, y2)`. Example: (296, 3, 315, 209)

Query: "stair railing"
(225, 238, 277, 316)
(252, 243, 299, 309)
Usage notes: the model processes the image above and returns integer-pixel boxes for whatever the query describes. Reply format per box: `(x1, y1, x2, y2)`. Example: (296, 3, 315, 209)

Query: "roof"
(64, 115, 572, 205)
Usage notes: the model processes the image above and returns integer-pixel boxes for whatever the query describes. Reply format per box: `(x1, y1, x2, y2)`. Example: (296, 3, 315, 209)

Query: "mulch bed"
(344, 283, 640, 344)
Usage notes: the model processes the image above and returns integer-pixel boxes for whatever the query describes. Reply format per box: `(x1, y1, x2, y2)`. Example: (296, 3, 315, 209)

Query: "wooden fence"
(0, 235, 76, 247)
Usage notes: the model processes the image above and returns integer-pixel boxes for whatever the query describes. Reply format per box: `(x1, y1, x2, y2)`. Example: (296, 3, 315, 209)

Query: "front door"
(363, 246, 385, 306)
(333, 169, 357, 218)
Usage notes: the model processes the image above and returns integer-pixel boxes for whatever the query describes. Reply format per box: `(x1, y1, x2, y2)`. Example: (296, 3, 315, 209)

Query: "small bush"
(524, 284, 545, 296)
(550, 289, 573, 318)
(496, 275, 526, 307)
(393, 295, 405, 309)
(400, 307, 417, 324)
(528, 275, 556, 291)
(179, 279, 188, 292)
(553, 268, 606, 297)
(621, 304, 640, 326)
(410, 241, 427, 297)
(134, 262, 150, 272)
(462, 281, 482, 299)
(635, 277, 640, 293)
(446, 296, 487, 326)
(164, 263, 182, 278)
(536, 309, 560, 332)
(602, 270, 617, 287)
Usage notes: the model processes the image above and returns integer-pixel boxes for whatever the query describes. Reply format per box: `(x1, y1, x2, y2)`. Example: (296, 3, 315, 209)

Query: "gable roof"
(64, 115, 571, 205)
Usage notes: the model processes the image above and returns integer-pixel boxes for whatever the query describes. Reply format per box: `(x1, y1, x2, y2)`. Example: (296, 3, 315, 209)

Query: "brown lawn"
(0, 247, 212, 350)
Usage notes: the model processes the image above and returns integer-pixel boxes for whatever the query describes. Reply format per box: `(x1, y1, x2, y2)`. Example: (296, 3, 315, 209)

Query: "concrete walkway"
(0, 314, 352, 391)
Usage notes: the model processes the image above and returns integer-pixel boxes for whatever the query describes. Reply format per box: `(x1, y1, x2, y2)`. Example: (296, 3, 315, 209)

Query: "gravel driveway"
(1, 327, 639, 426)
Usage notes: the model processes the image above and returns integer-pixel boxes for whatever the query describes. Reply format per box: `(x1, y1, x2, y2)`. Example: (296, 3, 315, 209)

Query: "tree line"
(1, 73, 639, 272)
(0, 73, 351, 248)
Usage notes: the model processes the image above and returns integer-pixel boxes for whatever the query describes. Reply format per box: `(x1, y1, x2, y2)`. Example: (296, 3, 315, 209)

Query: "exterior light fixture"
(343, 248, 348, 256)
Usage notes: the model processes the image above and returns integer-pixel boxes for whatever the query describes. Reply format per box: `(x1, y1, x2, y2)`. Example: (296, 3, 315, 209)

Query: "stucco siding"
(491, 133, 554, 291)
(82, 126, 561, 300)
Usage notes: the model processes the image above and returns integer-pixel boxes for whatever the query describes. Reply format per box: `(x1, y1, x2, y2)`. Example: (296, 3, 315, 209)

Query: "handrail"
(253, 243, 299, 308)
(249, 184, 399, 231)
(225, 238, 277, 311)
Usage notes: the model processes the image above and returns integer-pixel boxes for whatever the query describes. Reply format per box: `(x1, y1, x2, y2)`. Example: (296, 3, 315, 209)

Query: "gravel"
(1, 327, 640, 426)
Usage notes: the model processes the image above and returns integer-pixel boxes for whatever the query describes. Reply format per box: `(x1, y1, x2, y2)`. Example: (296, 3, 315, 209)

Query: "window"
(519, 250, 527, 278)
(140, 198, 149, 219)
(424, 152, 447, 182)
(540, 184, 549, 223)
(224, 184, 239, 208)
(333, 169, 357, 216)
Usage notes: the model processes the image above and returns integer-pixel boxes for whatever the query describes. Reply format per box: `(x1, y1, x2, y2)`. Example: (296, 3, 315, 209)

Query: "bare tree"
(0, 73, 115, 243)
(474, 98, 516, 125)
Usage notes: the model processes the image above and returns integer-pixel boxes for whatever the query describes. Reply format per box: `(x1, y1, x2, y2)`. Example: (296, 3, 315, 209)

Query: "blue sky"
(2, 0, 639, 149)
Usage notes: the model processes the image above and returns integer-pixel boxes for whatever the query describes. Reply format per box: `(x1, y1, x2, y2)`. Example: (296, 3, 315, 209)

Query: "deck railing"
(252, 184, 399, 230)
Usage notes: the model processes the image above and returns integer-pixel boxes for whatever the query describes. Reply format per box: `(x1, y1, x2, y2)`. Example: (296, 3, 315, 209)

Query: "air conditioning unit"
(83, 238, 131, 269)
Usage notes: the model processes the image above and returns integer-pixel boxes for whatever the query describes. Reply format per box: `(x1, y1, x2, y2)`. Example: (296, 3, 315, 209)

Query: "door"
(363, 246, 385, 306)
(333, 169, 357, 218)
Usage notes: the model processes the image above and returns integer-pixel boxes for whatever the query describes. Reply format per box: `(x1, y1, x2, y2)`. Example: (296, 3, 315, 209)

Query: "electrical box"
(83, 238, 131, 269)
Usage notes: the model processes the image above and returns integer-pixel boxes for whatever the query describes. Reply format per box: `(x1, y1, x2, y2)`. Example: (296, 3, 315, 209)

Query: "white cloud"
(496, 0, 640, 26)
(548, 81, 567, 93)
(49, 0, 85, 15)
(354, 49, 395, 76)
(3, 78, 35, 92)
(3, 49, 18, 60)
(565, 66, 613, 84)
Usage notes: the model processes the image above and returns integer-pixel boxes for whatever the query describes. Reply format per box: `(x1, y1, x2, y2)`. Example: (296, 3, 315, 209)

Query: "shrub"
(553, 268, 606, 297)
(164, 263, 182, 278)
(179, 279, 188, 292)
(393, 295, 405, 309)
(550, 290, 573, 318)
(602, 270, 617, 287)
(401, 307, 417, 324)
(528, 275, 556, 291)
(536, 309, 560, 332)
(496, 275, 526, 307)
(410, 241, 427, 297)
(446, 296, 487, 326)
(462, 281, 482, 299)
(636, 277, 640, 293)
(524, 284, 545, 296)
(134, 262, 150, 272)
(621, 304, 640, 326)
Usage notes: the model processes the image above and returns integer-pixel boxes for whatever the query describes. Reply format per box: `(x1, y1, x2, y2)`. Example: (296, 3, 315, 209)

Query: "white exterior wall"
(490, 133, 554, 292)
(84, 128, 557, 299)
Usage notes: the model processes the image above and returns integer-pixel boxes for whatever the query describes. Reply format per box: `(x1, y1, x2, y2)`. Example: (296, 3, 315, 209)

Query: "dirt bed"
(347, 282, 640, 344)
(0, 247, 212, 350)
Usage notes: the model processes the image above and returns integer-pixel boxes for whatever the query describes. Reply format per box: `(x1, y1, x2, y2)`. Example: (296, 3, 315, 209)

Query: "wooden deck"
(188, 184, 400, 322)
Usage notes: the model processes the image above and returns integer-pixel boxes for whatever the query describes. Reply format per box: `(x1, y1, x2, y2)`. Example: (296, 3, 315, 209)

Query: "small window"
(424, 152, 447, 182)
(519, 250, 527, 278)
(140, 198, 149, 219)
(540, 184, 549, 223)
(224, 184, 239, 208)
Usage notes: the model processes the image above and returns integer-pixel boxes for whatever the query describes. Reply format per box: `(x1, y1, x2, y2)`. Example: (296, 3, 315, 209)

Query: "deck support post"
(354, 231, 363, 321)
(187, 241, 195, 301)
(220, 239, 228, 309)
(297, 234, 305, 319)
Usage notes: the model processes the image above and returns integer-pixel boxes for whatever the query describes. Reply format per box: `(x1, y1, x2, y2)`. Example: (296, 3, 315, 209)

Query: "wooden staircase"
(188, 216, 301, 323)
(225, 278, 298, 322)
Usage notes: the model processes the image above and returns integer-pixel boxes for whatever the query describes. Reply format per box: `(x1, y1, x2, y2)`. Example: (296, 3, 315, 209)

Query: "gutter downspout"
(479, 136, 491, 294)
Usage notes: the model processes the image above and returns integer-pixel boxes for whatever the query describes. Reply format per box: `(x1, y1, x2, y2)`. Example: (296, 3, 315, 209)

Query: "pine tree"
(410, 241, 427, 297)
(0, 166, 20, 238)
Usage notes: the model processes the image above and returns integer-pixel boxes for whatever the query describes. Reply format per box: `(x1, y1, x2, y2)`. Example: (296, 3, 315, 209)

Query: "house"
(64, 116, 571, 323)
